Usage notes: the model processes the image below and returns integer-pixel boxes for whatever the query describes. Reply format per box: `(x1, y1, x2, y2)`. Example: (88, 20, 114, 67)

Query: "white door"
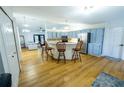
(120, 28, 124, 60)
(109, 27, 124, 59)
(20, 36, 25, 47)
(0, 9, 19, 86)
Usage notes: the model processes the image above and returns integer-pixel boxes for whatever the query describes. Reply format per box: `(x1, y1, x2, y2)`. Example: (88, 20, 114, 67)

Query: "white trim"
(0, 27, 10, 73)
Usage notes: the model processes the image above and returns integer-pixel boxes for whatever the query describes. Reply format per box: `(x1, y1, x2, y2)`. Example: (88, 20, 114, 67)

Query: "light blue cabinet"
(88, 43, 94, 55)
(72, 32, 75, 38)
(67, 32, 71, 38)
(69, 32, 73, 38)
(88, 28, 104, 56)
(52, 32, 56, 38)
(47, 31, 82, 39)
(47, 28, 104, 56)
(57, 32, 61, 38)
(96, 28, 104, 43)
(47, 32, 60, 39)
(88, 43, 102, 56)
(90, 29, 97, 43)
(47, 32, 52, 39)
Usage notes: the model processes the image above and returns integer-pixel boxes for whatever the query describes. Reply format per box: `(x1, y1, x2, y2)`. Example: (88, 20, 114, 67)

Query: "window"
(33, 34, 45, 46)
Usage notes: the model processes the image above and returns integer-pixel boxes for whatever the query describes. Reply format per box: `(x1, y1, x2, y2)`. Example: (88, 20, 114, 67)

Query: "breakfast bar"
(48, 41, 77, 60)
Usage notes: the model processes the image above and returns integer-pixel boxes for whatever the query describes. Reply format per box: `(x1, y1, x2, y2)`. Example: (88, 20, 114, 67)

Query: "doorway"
(20, 35, 26, 48)
(103, 27, 124, 60)
(0, 7, 20, 86)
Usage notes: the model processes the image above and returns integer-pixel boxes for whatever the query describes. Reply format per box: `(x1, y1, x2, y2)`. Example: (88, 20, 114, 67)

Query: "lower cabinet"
(88, 28, 104, 56)
(88, 43, 102, 56)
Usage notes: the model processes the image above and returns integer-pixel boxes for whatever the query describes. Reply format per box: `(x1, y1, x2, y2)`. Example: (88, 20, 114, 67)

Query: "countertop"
(48, 41, 77, 45)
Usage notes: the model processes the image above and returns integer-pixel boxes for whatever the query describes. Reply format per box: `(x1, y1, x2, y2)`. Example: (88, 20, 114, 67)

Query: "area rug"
(92, 72, 124, 87)
(105, 56, 121, 62)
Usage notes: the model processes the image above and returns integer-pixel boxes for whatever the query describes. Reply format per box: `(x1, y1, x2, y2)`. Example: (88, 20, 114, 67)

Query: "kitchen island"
(48, 41, 77, 60)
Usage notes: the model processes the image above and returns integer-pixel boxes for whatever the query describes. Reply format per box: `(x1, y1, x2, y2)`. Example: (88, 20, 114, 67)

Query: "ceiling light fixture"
(52, 27, 56, 30)
(82, 6, 95, 15)
(64, 26, 70, 30)
(84, 6, 94, 10)
(23, 24, 29, 27)
(23, 16, 29, 27)
(77, 6, 103, 15)
(22, 29, 30, 33)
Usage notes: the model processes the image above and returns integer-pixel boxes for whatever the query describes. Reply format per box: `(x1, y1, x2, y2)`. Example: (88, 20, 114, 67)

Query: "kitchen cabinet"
(47, 28, 104, 56)
(88, 28, 104, 56)
(47, 32, 52, 39)
(88, 43, 102, 56)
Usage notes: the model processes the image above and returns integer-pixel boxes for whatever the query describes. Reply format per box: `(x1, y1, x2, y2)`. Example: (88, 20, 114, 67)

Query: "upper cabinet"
(90, 29, 97, 43)
(90, 28, 104, 44)
(47, 32, 52, 39)
(47, 28, 104, 56)
(96, 28, 104, 43)
(47, 31, 81, 39)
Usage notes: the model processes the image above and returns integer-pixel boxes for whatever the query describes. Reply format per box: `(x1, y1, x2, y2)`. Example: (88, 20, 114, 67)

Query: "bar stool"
(72, 40, 83, 62)
(56, 42, 66, 63)
(41, 41, 54, 60)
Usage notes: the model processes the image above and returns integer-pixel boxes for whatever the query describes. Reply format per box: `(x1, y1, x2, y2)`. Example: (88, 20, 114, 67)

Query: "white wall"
(102, 23, 111, 56)
(20, 30, 45, 47)
(2, 7, 22, 62)
(107, 19, 124, 28)
(47, 23, 106, 32)
(13, 20, 22, 62)
(0, 7, 19, 86)
(102, 19, 124, 57)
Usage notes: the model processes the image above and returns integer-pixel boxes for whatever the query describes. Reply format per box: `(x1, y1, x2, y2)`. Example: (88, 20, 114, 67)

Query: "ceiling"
(11, 6, 124, 32)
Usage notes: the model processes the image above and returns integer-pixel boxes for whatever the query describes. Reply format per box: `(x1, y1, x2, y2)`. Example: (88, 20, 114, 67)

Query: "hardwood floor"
(19, 48, 124, 87)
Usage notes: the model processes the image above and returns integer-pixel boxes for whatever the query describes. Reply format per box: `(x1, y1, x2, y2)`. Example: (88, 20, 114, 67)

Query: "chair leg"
(79, 53, 82, 62)
(58, 52, 60, 63)
(75, 52, 78, 59)
(63, 52, 66, 63)
(72, 51, 75, 61)
(42, 47, 44, 55)
(41, 47, 44, 60)
(74, 51, 79, 63)
(46, 50, 49, 60)
(50, 49, 53, 58)
(74, 52, 76, 63)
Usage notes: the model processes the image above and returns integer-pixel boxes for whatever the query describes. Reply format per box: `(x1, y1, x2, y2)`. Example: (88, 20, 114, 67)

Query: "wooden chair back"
(75, 40, 83, 50)
(45, 41, 49, 48)
(56, 42, 66, 52)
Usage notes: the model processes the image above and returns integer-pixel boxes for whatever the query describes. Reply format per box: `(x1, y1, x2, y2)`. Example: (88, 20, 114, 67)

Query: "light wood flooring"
(19, 48, 124, 87)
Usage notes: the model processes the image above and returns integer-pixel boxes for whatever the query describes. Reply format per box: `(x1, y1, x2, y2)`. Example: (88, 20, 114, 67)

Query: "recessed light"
(22, 29, 30, 33)
(64, 26, 69, 30)
(23, 24, 29, 27)
(52, 27, 56, 30)
(77, 6, 103, 15)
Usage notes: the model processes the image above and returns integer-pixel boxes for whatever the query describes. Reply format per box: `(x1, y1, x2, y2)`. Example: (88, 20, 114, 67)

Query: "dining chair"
(72, 40, 83, 62)
(41, 41, 54, 60)
(56, 42, 66, 63)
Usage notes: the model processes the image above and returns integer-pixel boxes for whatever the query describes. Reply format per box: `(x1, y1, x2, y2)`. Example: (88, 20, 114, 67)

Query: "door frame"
(20, 35, 26, 48)
(119, 28, 124, 60)
(0, 7, 20, 71)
